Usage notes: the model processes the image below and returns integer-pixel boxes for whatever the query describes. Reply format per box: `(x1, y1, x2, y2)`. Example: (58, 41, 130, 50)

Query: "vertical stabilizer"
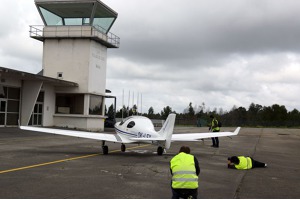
(158, 114, 176, 149)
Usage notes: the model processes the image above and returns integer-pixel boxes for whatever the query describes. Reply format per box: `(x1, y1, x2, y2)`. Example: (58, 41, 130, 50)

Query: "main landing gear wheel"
(157, 146, 164, 156)
(102, 145, 108, 155)
(121, 144, 126, 152)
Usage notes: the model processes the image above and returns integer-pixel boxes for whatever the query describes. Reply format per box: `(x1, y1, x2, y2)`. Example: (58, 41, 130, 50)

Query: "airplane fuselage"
(114, 116, 161, 143)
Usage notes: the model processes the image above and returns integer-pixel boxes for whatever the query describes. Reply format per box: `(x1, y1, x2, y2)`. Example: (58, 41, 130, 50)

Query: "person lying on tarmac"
(227, 156, 267, 169)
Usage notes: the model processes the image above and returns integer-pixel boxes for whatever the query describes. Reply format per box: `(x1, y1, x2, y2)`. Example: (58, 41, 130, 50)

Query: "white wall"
(43, 39, 90, 93)
(41, 33, 108, 131)
(42, 84, 55, 126)
(20, 80, 43, 125)
(53, 114, 105, 131)
(88, 40, 107, 94)
(43, 39, 107, 95)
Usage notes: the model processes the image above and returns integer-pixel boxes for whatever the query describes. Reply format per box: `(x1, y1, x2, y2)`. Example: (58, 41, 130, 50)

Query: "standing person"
(170, 146, 200, 199)
(227, 156, 267, 169)
(210, 115, 220, 148)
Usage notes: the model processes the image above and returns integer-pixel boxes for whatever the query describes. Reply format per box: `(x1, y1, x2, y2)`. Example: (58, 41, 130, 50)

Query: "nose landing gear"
(121, 144, 126, 152)
(102, 141, 108, 155)
(157, 146, 164, 155)
(102, 145, 108, 155)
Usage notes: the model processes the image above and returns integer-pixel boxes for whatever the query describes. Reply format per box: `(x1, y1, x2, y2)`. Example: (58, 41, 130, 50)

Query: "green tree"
(271, 104, 288, 126)
(287, 109, 300, 126)
(107, 104, 115, 119)
(248, 103, 263, 126)
(161, 106, 173, 119)
(236, 107, 247, 126)
(148, 106, 155, 118)
(116, 105, 129, 118)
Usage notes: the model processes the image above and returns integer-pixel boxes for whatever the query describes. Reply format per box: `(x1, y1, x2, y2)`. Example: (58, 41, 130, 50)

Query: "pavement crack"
(234, 128, 264, 198)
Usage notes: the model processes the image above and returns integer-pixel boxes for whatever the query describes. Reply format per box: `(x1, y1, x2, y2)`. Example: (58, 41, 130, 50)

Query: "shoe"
(214, 146, 219, 148)
(211, 145, 215, 147)
(264, 164, 267, 167)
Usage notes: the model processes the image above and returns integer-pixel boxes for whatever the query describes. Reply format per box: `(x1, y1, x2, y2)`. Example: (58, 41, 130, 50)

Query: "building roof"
(0, 67, 78, 87)
(35, 0, 117, 18)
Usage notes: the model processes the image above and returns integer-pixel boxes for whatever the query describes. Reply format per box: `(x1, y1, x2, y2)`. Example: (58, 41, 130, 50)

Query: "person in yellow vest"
(209, 115, 220, 148)
(227, 156, 267, 169)
(170, 146, 200, 199)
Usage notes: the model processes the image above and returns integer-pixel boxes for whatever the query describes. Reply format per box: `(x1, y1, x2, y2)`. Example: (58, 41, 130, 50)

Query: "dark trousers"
(250, 158, 266, 168)
(172, 188, 198, 199)
(211, 137, 219, 147)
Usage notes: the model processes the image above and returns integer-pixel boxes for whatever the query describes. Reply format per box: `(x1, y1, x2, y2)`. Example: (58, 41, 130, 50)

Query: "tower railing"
(29, 25, 120, 48)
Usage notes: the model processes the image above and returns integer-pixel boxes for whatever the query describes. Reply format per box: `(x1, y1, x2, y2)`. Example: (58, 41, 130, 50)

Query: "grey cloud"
(107, 0, 300, 70)
(1, 0, 300, 112)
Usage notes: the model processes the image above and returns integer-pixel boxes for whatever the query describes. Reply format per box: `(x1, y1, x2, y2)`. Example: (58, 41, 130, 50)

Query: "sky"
(1, 0, 300, 114)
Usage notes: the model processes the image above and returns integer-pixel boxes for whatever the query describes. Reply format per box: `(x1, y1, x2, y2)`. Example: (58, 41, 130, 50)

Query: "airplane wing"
(171, 127, 240, 142)
(20, 126, 123, 143)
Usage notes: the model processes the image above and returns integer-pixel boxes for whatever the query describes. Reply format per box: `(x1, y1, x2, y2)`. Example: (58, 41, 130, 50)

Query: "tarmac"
(0, 126, 299, 199)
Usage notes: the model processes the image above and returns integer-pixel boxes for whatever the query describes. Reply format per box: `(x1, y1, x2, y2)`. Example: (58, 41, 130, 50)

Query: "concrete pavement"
(0, 127, 299, 198)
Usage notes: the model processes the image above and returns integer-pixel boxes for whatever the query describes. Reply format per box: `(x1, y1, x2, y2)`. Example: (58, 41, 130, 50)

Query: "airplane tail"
(158, 113, 176, 149)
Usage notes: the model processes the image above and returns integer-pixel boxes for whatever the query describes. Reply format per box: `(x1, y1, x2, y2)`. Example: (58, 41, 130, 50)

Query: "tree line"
(105, 102, 300, 128)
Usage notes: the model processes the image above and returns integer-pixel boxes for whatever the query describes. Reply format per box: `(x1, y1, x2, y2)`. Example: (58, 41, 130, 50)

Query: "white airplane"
(20, 114, 240, 155)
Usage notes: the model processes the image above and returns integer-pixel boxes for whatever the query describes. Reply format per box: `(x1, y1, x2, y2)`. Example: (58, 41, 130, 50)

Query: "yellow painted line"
(0, 144, 151, 174)
(0, 153, 100, 174)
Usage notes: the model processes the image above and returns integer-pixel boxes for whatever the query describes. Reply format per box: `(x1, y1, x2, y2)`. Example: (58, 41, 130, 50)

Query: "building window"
(7, 100, 19, 112)
(57, 72, 63, 79)
(8, 87, 20, 99)
(89, 95, 103, 115)
(0, 85, 7, 98)
(29, 92, 44, 126)
(0, 85, 20, 126)
(56, 94, 84, 114)
(39, 6, 63, 25)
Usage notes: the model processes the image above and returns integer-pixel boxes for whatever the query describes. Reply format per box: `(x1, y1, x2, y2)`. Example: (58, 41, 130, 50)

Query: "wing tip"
(234, 127, 241, 135)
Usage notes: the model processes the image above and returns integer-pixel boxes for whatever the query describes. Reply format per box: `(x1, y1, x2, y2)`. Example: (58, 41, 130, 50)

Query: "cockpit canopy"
(119, 116, 155, 130)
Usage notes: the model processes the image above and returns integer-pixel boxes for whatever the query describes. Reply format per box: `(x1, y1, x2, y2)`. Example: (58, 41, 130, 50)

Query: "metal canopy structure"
(35, 0, 118, 33)
(0, 67, 78, 87)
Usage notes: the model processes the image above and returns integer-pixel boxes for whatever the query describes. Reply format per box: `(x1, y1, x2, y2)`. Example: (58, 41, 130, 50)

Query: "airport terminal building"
(0, 0, 119, 131)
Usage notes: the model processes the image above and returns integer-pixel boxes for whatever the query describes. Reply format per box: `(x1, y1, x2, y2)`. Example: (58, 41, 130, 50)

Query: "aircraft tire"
(121, 144, 126, 152)
(102, 145, 109, 155)
(157, 146, 163, 155)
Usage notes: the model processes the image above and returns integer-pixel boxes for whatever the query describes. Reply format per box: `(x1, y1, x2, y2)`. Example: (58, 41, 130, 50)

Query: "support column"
(20, 80, 43, 125)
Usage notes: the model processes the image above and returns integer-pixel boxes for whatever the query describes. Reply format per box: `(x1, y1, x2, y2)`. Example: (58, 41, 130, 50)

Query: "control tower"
(30, 0, 120, 131)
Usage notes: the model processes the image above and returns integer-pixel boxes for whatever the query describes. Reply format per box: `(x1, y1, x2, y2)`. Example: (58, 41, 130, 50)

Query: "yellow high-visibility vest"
(212, 119, 220, 131)
(170, 152, 198, 189)
(235, 156, 252, 169)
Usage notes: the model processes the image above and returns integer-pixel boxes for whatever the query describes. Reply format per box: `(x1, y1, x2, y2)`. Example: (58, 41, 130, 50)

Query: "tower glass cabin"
(30, 0, 120, 131)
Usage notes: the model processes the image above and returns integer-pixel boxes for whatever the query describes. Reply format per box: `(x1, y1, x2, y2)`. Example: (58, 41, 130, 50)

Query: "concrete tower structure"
(30, 0, 119, 131)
